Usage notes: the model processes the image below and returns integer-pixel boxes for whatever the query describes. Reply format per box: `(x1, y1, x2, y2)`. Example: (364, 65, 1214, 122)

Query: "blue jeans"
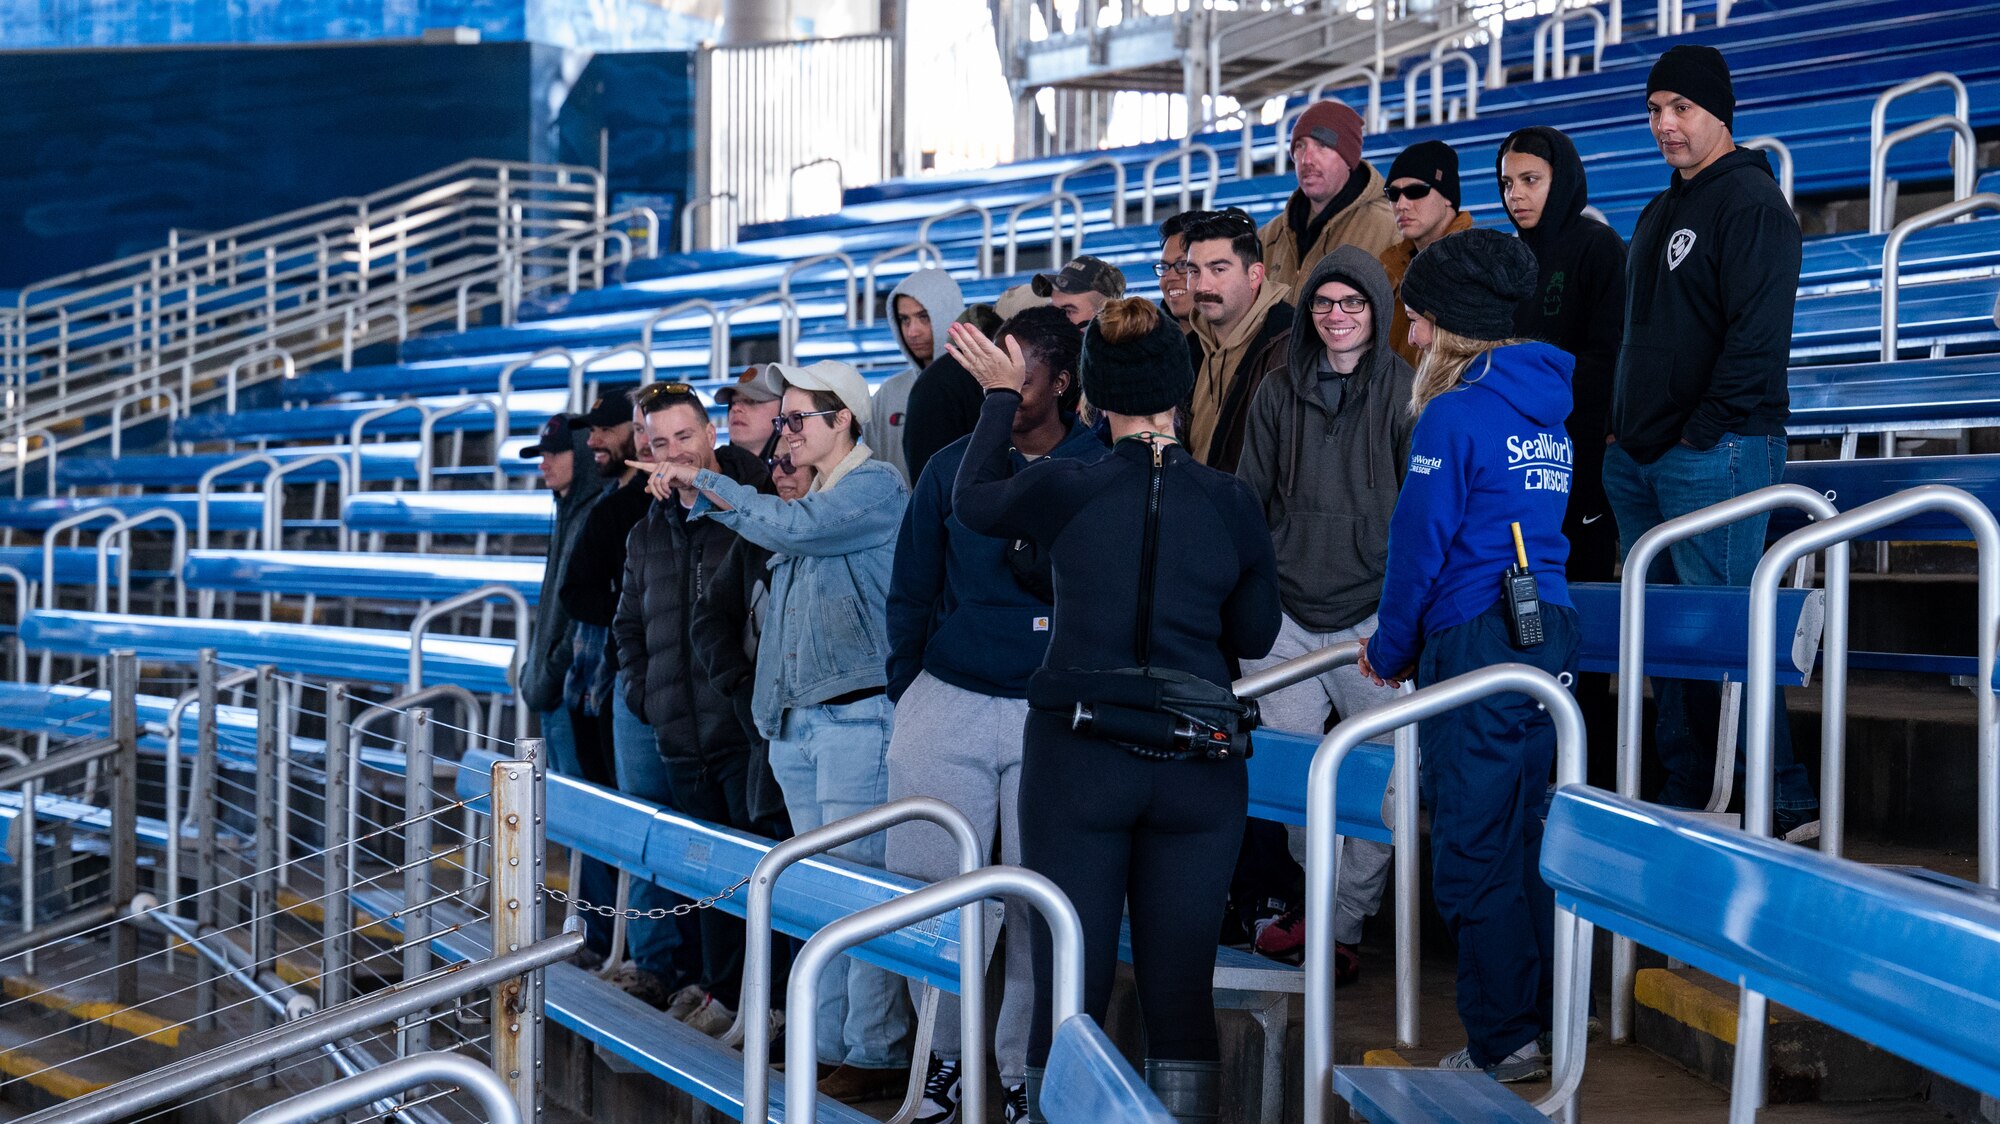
(769, 696, 913, 1070)
(539, 705, 584, 781)
(1601, 434, 1816, 818)
(611, 684, 702, 986)
(540, 706, 617, 956)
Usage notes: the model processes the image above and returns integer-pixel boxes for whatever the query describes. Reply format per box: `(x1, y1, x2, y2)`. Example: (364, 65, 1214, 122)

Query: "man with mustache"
(1185, 208, 1294, 473)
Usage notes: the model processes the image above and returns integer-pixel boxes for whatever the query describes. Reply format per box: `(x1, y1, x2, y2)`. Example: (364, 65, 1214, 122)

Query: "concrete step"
(1787, 677, 1984, 851)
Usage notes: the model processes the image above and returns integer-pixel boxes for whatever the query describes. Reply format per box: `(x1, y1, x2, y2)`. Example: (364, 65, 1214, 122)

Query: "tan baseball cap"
(764, 360, 871, 425)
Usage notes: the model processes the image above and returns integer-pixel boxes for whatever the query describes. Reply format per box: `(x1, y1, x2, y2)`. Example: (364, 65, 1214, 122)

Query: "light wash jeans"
(1239, 611, 1401, 946)
(611, 680, 697, 983)
(538, 705, 584, 781)
(540, 706, 615, 957)
(769, 695, 913, 1070)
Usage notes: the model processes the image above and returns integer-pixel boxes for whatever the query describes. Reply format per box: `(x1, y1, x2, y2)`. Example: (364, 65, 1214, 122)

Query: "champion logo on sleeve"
(1667, 229, 1697, 271)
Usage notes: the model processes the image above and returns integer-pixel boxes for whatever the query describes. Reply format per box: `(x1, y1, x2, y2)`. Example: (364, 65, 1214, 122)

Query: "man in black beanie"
(1380, 139, 1474, 367)
(1606, 44, 1817, 841)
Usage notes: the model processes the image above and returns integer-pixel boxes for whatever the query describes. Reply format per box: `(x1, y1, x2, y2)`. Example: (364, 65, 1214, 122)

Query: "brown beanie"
(1292, 101, 1365, 170)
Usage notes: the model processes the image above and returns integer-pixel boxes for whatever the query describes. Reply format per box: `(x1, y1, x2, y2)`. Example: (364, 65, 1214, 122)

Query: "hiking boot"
(681, 993, 736, 1037)
(818, 1063, 910, 1104)
(912, 1054, 962, 1124)
(1438, 1039, 1549, 1084)
(664, 983, 706, 1021)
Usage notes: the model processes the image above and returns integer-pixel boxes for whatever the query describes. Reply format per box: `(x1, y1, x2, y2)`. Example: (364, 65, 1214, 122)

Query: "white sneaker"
(664, 982, 706, 1021)
(681, 994, 736, 1037)
(1438, 1039, 1549, 1084)
(913, 1053, 962, 1124)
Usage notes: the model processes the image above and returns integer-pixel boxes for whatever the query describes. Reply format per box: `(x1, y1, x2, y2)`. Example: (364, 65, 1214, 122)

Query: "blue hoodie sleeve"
(886, 455, 952, 703)
(1368, 402, 1474, 677)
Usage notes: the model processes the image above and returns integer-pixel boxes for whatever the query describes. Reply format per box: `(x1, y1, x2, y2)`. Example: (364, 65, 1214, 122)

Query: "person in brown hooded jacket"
(1257, 100, 1399, 289)
(1185, 209, 1294, 471)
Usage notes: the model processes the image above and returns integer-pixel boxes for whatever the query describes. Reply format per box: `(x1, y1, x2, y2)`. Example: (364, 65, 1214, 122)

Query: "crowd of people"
(515, 42, 1806, 1124)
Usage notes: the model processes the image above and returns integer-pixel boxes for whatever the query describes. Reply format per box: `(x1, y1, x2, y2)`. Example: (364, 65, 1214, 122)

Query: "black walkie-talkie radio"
(1503, 521, 1544, 649)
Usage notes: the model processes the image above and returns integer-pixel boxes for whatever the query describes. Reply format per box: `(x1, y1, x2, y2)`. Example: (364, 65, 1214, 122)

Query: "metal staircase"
(1, 159, 660, 485)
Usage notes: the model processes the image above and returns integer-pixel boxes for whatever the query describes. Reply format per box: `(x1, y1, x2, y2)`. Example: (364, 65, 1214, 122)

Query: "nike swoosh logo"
(1581, 514, 1604, 525)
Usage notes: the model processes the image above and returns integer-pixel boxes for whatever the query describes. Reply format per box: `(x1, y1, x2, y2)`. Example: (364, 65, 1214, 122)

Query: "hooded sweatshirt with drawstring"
(869, 268, 965, 483)
(1498, 126, 1627, 534)
(1237, 245, 1416, 633)
(1187, 278, 1293, 471)
(520, 422, 604, 713)
(1368, 340, 1576, 678)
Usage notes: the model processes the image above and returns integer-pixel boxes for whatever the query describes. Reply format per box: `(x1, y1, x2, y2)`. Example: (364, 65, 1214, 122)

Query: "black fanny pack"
(1028, 439, 1258, 762)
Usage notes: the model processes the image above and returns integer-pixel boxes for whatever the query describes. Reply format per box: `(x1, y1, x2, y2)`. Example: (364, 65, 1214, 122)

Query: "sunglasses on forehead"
(634, 380, 700, 407)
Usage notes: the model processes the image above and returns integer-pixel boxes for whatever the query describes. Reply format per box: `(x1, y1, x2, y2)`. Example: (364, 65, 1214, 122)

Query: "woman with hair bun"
(1358, 226, 1580, 1084)
(950, 297, 1280, 1124)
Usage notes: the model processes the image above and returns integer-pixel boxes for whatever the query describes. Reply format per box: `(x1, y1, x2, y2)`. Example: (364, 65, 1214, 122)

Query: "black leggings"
(1019, 712, 1246, 1065)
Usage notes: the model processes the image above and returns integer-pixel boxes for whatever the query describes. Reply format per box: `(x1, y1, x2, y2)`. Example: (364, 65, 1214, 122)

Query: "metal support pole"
(196, 653, 221, 1029)
(784, 867, 1083, 1124)
(401, 709, 436, 1056)
(322, 685, 353, 1011)
(489, 742, 546, 1124)
(252, 665, 280, 1055)
(108, 649, 139, 1006)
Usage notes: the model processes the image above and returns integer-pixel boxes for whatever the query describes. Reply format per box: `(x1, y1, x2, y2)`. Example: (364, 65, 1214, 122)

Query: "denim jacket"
(691, 443, 909, 738)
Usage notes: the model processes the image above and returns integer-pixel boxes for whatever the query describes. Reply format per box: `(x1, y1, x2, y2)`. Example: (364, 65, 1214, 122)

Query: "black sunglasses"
(1383, 182, 1437, 203)
(634, 380, 700, 407)
(773, 408, 842, 434)
(766, 453, 798, 474)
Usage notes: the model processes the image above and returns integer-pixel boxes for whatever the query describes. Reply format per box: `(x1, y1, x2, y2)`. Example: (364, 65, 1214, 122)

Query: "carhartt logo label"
(1409, 454, 1444, 476)
(1033, 616, 1050, 632)
(1667, 229, 1696, 270)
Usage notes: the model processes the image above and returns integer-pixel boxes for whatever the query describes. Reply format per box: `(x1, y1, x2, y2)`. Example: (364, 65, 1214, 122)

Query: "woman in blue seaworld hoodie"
(1358, 227, 1581, 1084)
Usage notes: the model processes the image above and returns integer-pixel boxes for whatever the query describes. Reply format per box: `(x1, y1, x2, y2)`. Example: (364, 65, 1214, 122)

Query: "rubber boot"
(1024, 1064, 1047, 1124)
(1144, 1058, 1222, 1124)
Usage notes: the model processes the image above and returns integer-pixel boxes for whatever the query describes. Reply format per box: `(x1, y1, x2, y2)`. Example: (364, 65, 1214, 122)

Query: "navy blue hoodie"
(1370, 341, 1575, 677)
(886, 418, 1108, 701)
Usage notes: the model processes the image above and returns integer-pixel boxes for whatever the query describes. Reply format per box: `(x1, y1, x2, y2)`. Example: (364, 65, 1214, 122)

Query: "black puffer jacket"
(612, 445, 774, 767)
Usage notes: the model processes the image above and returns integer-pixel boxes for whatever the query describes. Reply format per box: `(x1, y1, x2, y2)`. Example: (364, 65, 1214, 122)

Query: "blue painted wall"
(0, 0, 717, 50)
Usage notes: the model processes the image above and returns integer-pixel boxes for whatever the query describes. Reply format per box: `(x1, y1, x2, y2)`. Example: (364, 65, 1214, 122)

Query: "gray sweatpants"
(1240, 611, 1400, 946)
(884, 672, 1033, 1085)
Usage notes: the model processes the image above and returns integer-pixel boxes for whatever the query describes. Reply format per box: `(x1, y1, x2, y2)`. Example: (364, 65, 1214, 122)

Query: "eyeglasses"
(766, 453, 797, 474)
(1309, 295, 1371, 316)
(1152, 259, 1197, 277)
(773, 408, 842, 434)
(1382, 182, 1437, 203)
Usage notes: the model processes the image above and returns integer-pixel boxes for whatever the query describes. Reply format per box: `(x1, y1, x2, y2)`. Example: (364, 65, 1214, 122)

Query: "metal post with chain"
(540, 875, 754, 922)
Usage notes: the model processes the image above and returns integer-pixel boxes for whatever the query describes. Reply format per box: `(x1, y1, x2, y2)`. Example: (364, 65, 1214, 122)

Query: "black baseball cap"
(567, 386, 640, 429)
(521, 414, 574, 457)
(1031, 255, 1126, 299)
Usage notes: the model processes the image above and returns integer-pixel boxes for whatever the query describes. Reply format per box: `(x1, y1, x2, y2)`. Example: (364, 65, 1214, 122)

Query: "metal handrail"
(1869, 114, 1976, 235)
(92, 508, 188, 616)
(1881, 194, 2000, 361)
(1304, 665, 1587, 1124)
(633, 301, 725, 384)
(1233, 640, 1424, 1046)
(862, 244, 944, 328)
(1141, 144, 1221, 227)
(346, 403, 420, 498)
(1606, 483, 1845, 1044)
(23, 928, 584, 1124)
(39, 509, 123, 609)
(717, 292, 801, 370)
(1534, 6, 1606, 83)
(779, 253, 861, 327)
(415, 396, 505, 491)
(1404, 50, 1480, 130)
(243, 1052, 520, 1124)
(1002, 192, 1086, 277)
(0, 564, 28, 678)
(917, 205, 996, 279)
(679, 191, 740, 253)
(785, 866, 1084, 1124)
(495, 346, 580, 419)
(109, 388, 179, 458)
(1870, 72, 1970, 176)
(196, 452, 280, 551)
(1733, 484, 2000, 1122)
(408, 583, 529, 738)
(1742, 136, 1794, 206)
(737, 797, 988, 1124)
(222, 347, 295, 414)
(263, 455, 353, 552)
(1051, 156, 1128, 230)
(1307, 64, 1385, 131)
(164, 660, 259, 907)
(573, 341, 651, 412)
(787, 157, 846, 217)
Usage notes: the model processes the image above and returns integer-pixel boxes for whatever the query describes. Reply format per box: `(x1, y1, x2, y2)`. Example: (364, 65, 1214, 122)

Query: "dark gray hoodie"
(520, 422, 604, 713)
(1236, 244, 1416, 633)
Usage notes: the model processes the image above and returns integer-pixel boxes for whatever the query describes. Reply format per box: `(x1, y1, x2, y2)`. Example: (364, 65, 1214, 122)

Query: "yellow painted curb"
(276, 888, 399, 941)
(1361, 1048, 1412, 1067)
(2, 977, 181, 1048)
(1634, 968, 1773, 1045)
(0, 1048, 108, 1099)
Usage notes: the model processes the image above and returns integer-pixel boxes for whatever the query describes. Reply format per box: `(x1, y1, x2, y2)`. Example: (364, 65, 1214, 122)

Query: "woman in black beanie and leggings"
(951, 298, 1281, 1124)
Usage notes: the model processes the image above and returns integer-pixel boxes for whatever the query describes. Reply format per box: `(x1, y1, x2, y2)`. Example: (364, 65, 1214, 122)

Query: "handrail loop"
(1141, 144, 1222, 227)
(1002, 193, 1086, 278)
(1880, 194, 2000, 361)
(1051, 156, 1128, 230)
(1404, 51, 1480, 130)
(862, 244, 946, 328)
(1869, 111, 1975, 235)
(779, 254, 861, 327)
(917, 205, 996, 280)
(1534, 6, 1606, 83)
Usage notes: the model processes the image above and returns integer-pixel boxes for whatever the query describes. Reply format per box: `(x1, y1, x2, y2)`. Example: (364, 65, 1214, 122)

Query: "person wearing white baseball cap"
(652, 358, 915, 1101)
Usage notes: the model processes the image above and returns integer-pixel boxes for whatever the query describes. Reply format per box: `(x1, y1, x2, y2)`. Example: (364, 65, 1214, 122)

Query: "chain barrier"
(541, 874, 753, 921)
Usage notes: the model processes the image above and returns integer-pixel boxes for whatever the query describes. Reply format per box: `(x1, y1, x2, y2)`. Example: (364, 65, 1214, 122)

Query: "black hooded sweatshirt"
(1498, 126, 1627, 525)
(1609, 146, 1799, 464)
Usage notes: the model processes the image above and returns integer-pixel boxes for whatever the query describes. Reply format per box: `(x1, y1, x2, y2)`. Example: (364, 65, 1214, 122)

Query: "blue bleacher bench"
(183, 550, 544, 604)
(1542, 785, 2000, 1101)
(1777, 455, 2000, 540)
(1570, 583, 1826, 685)
(0, 495, 266, 533)
(57, 440, 539, 489)
(342, 491, 555, 536)
(17, 610, 516, 695)
(0, 546, 125, 587)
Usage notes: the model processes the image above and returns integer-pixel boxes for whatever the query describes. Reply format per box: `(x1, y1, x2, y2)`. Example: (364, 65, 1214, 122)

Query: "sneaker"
(681, 994, 736, 1037)
(618, 968, 677, 1010)
(1776, 811, 1822, 845)
(912, 1054, 962, 1124)
(664, 983, 706, 1021)
(1003, 1082, 1029, 1124)
(1439, 1039, 1549, 1084)
(1251, 909, 1303, 962)
(818, 1063, 910, 1104)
